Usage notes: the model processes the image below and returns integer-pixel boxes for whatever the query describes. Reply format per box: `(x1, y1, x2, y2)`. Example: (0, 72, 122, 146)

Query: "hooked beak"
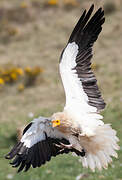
(52, 120, 60, 127)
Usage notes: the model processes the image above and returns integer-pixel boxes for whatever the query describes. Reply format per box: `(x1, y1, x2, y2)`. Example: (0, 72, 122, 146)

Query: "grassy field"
(0, 0, 122, 180)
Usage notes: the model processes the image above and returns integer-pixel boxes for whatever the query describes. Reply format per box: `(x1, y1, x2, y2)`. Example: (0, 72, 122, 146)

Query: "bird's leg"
(55, 142, 73, 149)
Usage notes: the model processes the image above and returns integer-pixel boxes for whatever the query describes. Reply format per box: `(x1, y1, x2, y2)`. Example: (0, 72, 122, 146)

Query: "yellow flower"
(10, 73, 17, 81)
(0, 78, 4, 85)
(20, 2, 28, 8)
(39, 68, 44, 73)
(16, 68, 24, 76)
(25, 67, 32, 74)
(48, 0, 58, 5)
(91, 63, 99, 70)
(18, 84, 25, 92)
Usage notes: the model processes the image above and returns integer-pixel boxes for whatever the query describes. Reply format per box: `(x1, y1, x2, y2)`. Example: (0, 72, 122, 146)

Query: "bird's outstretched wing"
(60, 5, 106, 115)
(5, 118, 84, 172)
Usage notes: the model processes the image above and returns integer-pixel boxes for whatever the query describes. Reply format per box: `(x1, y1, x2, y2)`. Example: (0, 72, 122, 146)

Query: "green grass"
(0, 105, 122, 180)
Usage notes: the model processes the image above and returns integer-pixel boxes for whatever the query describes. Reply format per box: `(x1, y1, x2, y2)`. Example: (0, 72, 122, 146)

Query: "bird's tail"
(79, 124, 119, 171)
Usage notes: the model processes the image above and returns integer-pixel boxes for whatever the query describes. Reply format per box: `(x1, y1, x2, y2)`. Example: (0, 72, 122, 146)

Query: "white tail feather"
(79, 124, 119, 171)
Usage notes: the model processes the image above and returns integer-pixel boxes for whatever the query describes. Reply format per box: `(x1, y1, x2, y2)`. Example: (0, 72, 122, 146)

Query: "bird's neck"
(52, 111, 74, 134)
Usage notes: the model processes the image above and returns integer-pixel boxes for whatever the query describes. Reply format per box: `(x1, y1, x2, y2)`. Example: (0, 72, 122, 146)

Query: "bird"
(5, 4, 119, 173)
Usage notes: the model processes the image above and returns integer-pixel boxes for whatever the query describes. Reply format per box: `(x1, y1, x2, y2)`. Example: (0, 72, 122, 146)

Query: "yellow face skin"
(52, 120, 60, 127)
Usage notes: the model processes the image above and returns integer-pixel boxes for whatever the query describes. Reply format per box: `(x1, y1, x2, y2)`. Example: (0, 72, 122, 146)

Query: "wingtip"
(17, 169, 21, 173)
(91, 4, 94, 9)
(88, 4, 94, 14)
(103, 17, 105, 23)
(5, 154, 10, 159)
(101, 8, 105, 17)
(101, 17, 105, 26)
(99, 7, 105, 18)
(82, 9, 86, 16)
(85, 4, 94, 12)
(98, 7, 103, 12)
(90, 5, 105, 19)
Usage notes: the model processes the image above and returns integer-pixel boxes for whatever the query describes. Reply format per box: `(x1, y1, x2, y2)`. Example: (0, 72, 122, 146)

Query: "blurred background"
(0, 0, 122, 180)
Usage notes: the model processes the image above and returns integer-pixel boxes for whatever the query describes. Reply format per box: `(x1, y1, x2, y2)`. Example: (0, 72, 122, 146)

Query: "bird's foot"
(55, 142, 73, 150)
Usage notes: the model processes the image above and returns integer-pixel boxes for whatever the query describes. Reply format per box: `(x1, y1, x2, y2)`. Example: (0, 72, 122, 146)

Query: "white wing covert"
(5, 117, 84, 172)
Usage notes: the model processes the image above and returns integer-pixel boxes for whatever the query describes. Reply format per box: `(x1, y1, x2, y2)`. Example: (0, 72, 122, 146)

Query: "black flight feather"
(67, 4, 106, 110)
(5, 135, 85, 172)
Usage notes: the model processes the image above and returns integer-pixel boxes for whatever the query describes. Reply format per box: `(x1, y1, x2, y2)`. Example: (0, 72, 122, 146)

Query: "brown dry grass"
(0, 0, 121, 127)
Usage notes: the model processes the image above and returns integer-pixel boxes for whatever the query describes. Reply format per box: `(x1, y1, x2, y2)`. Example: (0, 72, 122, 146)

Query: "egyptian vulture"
(5, 4, 119, 172)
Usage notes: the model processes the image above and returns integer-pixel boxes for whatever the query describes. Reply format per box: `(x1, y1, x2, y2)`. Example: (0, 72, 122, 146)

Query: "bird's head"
(51, 119, 60, 128)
